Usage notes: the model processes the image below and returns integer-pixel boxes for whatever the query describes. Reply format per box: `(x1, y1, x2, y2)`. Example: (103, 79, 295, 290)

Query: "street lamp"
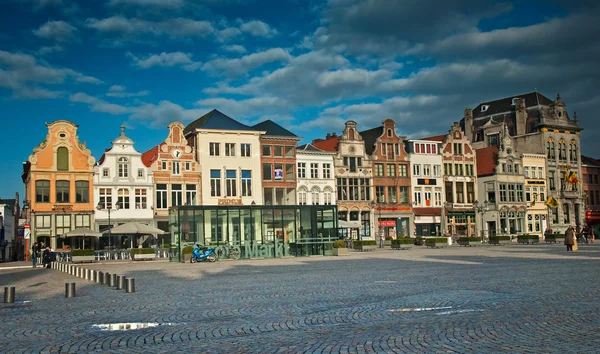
(474, 200, 489, 242)
(96, 201, 119, 249)
(370, 200, 383, 248)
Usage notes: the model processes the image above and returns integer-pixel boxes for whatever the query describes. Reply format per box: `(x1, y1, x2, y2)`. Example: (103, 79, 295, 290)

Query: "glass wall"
(169, 205, 338, 261)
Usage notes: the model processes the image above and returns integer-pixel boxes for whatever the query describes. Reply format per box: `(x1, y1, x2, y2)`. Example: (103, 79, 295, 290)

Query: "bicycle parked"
(216, 242, 241, 260)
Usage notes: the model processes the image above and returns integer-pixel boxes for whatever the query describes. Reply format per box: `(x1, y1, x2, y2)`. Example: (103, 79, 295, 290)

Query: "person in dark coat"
(42, 248, 51, 268)
(564, 226, 575, 251)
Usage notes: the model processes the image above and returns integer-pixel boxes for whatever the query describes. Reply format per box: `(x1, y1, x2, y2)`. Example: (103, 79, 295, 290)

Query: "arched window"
(558, 139, 566, 161)
(118, 157, 129, 177)
(117, 188, 130, 209)
(324, 187, 333, 205)
(546, 140, 555, 159)
(298, 187, 307, 205)
(311, 187, 320, 205)
(387, 129, 392, 137)
(570, 141, 578, 162)
(57, 147, 68, 171)
(349, 129, 355, 140)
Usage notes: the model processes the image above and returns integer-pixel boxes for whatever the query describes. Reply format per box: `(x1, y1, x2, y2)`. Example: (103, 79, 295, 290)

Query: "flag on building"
(568, 171, 579, 184)
(545, 196, 559, 208)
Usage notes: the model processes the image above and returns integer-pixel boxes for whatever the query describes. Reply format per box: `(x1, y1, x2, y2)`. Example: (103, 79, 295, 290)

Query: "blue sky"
(1, 0, 599, 199)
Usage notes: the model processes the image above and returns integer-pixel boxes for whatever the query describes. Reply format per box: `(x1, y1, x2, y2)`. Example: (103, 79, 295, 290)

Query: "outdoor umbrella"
(104, 222, 166, 248)
(63, 228, 103, 249)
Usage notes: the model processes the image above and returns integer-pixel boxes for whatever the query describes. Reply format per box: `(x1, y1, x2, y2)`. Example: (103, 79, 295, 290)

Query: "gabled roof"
(582, 155, 600, 167)
(252, 120, 298, 138)
(419, 134, 446, 142)
(473, 91, 554, 119)
(184, 109, 254, 134)
(476, 146, 499, 177)
(360, 126, 383, 156)
(297, 143, 333, 154)
(312, 136, 340, 152)
(141, 145, 159, 167)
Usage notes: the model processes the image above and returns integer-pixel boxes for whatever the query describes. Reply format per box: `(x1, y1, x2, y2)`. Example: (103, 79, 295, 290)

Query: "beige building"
(522, 153, 548, 237)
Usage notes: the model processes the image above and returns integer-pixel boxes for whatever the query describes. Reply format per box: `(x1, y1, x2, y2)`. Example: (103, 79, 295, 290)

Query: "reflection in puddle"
(92, 322, 175, 331)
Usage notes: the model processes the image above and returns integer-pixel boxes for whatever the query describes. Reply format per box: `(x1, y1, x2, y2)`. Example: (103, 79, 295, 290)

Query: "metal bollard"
(125, 278, 135, 293)
(103, 272, 110, 285)
(90, 270, 96, 282)
(116, 275, 125, 290)
(108, 273, 116, 287)
(97, 271, 104, 284)
(65, 283, 76, 298)
(83, 269, 88, 280)
(4, 286, 16, 303)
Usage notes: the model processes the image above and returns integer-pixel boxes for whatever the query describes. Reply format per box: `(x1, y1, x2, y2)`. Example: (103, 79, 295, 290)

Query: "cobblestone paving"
(1, 243, 599, 353)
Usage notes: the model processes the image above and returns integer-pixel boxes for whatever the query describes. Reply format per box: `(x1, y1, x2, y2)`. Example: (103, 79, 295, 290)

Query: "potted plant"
(71, 249, 96, 263)
(130, 248, 156, 261)
(353, 240, 377, 252)
(391, 237, 414, 250)
(517, 234, 540, 244)
(458, 237, 481, 247)
(181, 245, 194, 263)
(332, 240, 349, 256)
(425, 237, 448, 248)
(489, 236, 511, 246)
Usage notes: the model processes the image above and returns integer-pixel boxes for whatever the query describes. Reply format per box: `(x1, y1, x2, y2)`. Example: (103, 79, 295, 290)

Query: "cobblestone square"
(1, 243, 599, 353)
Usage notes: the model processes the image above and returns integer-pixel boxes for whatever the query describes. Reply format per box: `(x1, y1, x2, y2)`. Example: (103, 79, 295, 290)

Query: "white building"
(184, 110, 264, 206)
(94, 127, 155, 232)
(296, 144, 336, 206)
(0, 201, 15, 261)
(407, 139, 445, 236)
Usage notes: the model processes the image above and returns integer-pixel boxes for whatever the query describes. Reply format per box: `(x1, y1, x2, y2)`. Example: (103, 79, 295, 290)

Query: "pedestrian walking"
(565, 226, 575, 251)
(31, 242, 39, 267)
(591, 229, 596, 244)
(582, 225, 589, 245)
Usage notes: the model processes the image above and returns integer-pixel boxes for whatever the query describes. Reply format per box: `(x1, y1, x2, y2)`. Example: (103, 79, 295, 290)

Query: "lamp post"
(370, 200, 383, 248)
(474, 200, 489, 242)
(96, 201, 119, 249)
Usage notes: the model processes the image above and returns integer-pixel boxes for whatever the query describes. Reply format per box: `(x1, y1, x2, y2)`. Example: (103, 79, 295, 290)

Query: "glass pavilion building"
(168, 205, 338, 261)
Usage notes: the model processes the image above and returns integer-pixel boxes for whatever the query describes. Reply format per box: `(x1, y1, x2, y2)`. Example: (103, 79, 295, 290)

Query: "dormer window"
(118, 157, 129, 178)
(481, 105, 489, 112)
(387, 129, 392, 137)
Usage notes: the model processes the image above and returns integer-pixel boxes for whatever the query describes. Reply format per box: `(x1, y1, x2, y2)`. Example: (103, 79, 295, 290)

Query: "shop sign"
(381, 206, 412, 212)
(378, 220, 396, 227)
(218, 198, 243, 205)
(417, 178, 437, 185)
(239, 240, 290, 258)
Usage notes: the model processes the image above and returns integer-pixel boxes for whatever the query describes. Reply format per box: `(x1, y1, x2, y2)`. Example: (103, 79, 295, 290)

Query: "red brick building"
(582, 155, 600, 234)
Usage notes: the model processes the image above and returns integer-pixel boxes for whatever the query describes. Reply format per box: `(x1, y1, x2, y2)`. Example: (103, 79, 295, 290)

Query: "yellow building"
(21, 120, 96, 250)
(522, 153, 549, 238)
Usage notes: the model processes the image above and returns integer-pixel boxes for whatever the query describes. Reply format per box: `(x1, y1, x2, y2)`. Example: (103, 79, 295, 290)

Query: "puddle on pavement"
(92, 322, 176, 331)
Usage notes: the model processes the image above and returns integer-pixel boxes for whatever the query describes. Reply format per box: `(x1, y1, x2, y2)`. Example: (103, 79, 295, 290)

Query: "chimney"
(464, 108, 473, 141)
(332, 132, 337, 137)
(326, 133, 331, 139)
(515, 98, 527, 136)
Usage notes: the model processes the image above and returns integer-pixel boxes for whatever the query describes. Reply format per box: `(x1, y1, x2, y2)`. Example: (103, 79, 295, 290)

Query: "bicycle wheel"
(216, 248, 226, 260)
(230, 248, 241, 260)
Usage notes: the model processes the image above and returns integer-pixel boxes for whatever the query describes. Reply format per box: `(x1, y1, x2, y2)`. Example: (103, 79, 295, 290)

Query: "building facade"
(296, 144, 336, 207)
(582, 155, 600, 234)
(522, 153, 548, 238)
(313, 122, 374, 240)
(363, 119, 412, 238)
(142, 122, 201, 236)
(94, 127, 154, 235)
(476, 129, 527, 237)
(253, 120, 300, 205)
(463, 91, 584, 233)
(407, 138, 444, 236)
(0, 199, 15, 262)
(21, 120, 95, 250)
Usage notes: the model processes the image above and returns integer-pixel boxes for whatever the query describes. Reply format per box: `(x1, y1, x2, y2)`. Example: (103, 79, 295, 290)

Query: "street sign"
(24, 229, 31, 240)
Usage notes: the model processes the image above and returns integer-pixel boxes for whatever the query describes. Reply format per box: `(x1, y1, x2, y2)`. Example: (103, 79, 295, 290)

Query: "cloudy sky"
(1, 0, 599, 198)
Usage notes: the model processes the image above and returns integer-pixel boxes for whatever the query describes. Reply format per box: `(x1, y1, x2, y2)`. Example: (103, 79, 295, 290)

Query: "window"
(514, 165, 519, 174)
(444, 163, 452, 176)
(375, 163, 384, 177)
(570, 143, 578, 162)
(486, 183, 496, 203)
(35, 215, 51, 228)
(241, 144, 251, 157)
(456, 183, 464, 203)
(434, 165, 441, 177)
(99, 188, 113, 209)
(172, 161, 180, 175)
(517, 184, 524, 202)
(262, 145, 271, 156)
(137, 169, 144, 178)
(413, 191, 422, 206)
(548, 171, 556, 190)
(56, 180, 70, 203)
(226, 170, 237, 197)
(117, 188, 130, 209)
(210, 143, 220, 156)
(524, 166, 530, 178)
(185, 162, 191, 171)
(323, 163, 331, 179)
(297, 162, 306, 178)
(388, 186, 397, 203)
(225, 143, 235, 156)
(286, 163, 295, 181)
(285, 146, 294, 157)
(274, 163, 283, 180)
(274, 146, 283, 157)
(135, 189, 147, 209)
(310, 163, 319, 178)
(531, 167, 536, 179)
(75, 181, 89, 203)
(171, 184, 183, 206)
(563, 203, 570, 223)
(434, 190, 442, 207)
(399, 164, 408, 177)
(400, 186, 409, 204)
(387, 164, 396, 177)
(324, 187, 333, 205)
(499, 184, 507, 202)
(298, 188, 307, 205)
(263, 163, 272, 181)
(453, 143, 463, 155)
(413, 164, 421, 176)
(467, 183, 474, 203)
(241, 170, 252, 197)
(540, 187, 545, 202)
(538, 167, 544, 179)
(376, 186, 385, 203)
(74, 214, 90, 228)
(526, 187, 532, 202)
(57, 147, 68, 171)
(102, 168, 109, 177)
(161, 161, 167, 170)
(386, 143, 395, 158)
(423, 164, 431, 177)
(210, 170, 221, 197)
(424, 191, 432, 206)
(387, 129, 392, 137)
(156, 184, 167, 209)
(311, 187, 320, 205)
(55, 214, 70, 236)
(558, 141, 566, 161)
(117, 157, 129, 178)
(488, 134, 499, 147)
(35, 180, 50, 203)
(185, 185, 196, 205)
(508, 184, 516, 202)
(445, 182, 453, 203)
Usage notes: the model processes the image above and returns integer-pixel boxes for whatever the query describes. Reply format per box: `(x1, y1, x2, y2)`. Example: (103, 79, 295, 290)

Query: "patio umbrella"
(104, 222, 166, 249)
(63, 228, 102, 248)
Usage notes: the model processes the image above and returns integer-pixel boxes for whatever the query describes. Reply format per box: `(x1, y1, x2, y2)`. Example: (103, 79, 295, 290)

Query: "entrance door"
(487, 221, 496, 236)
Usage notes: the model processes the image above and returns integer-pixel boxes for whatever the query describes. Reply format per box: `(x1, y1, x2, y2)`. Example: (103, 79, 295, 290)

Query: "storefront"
(169, 205, 338, 260)
(585, 210, 600, 235)
(447, 212, 475, 236)
(378, 218, 411, 238)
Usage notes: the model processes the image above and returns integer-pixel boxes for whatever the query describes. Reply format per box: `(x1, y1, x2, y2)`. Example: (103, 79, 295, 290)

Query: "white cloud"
(33, 20, 77, 42)
(38, 44, 64, 55)
(107, 85, 150, 97)
(127, 51, 201, 71)
(239, 20, 277, 37)
(194, 96, 289, 118)
(86, 16, 214, 40)
(69, 92, 129, 114)
(216, 28, 242, 42)
(130, 100, 203, 127)
(221, 44, 247, 53)
(107, 0, 184, 8)
(202, 48, 292, 77)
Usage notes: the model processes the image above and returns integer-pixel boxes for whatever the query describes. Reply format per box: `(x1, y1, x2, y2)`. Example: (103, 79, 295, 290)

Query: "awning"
(338, 220, 361, 228)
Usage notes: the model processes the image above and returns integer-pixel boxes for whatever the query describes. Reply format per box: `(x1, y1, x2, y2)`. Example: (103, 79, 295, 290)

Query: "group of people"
(31, 242, 56, 268)
(564, 225, 596, 251)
